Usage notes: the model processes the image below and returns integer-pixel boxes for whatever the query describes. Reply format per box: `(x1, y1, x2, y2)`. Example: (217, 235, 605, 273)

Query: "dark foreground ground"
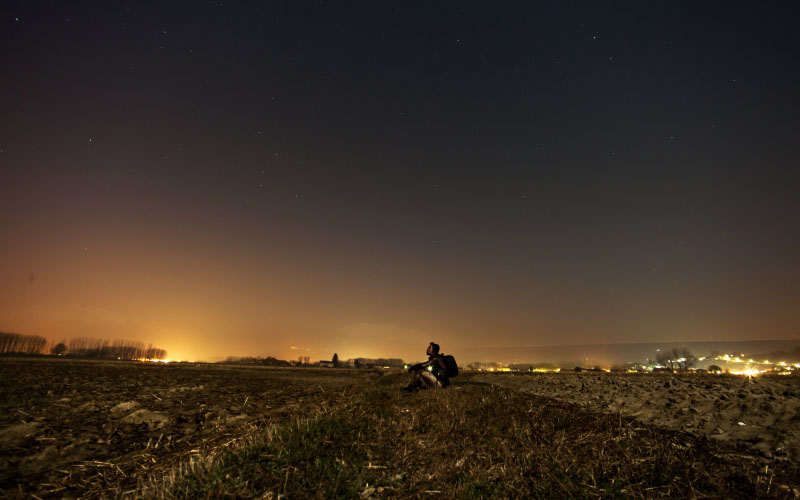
(0, 359, 798, 499)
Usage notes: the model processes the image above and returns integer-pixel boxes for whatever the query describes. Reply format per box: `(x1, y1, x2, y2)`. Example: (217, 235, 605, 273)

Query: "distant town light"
(730, 368, 762, 377)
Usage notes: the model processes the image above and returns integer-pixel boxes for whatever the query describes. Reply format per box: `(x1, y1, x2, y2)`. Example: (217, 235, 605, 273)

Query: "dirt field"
(1, 359, 799, 498)
(0, 359, 376, 498)
(475, 371, 800, 463)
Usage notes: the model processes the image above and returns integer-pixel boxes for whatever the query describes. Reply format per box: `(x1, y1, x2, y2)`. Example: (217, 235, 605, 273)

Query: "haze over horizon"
(2, 2, 798, 364)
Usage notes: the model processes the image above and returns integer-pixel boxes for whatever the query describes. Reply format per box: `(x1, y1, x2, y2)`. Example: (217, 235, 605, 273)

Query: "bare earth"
(0, 358, 376, 498)
(475, 372, 800, 463)
(2, 359, 799, 498)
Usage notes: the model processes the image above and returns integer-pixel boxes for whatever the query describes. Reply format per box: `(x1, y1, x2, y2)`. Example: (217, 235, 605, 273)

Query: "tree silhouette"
(656, 347, 696, 372)
(332, 353, 339, 367)
(673, 346, 696, 371)
(655, 350, 675, 371)
(0, 331, 48, 354)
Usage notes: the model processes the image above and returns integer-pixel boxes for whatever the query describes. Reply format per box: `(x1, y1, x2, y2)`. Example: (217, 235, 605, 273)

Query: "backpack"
(442, 354, 458, 378)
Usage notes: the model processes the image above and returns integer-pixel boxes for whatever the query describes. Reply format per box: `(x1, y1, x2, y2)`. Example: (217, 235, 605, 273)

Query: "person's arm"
(408, 359, 433, 372)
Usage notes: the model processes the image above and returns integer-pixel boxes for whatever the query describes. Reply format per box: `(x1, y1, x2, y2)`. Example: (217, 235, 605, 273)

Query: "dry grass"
(140, 373, 799, 499)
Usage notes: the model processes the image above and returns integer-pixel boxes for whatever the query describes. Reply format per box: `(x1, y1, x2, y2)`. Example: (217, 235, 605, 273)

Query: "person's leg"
(403, 370, 424, 391)
(419, 371, 443, 389)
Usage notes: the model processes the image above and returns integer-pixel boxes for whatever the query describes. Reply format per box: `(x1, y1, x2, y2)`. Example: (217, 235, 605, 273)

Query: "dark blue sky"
(1, 1, 798, 361)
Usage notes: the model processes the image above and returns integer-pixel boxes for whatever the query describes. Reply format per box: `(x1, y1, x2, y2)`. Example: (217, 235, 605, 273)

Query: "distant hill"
(457, 339, 800, 367)
(748, 346, 800, 363)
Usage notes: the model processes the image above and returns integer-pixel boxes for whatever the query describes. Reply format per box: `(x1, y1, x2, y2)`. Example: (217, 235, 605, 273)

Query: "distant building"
(319, 360, 334, 368)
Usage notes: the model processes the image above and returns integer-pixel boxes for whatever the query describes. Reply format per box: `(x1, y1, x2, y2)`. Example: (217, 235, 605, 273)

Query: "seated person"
(404, 342, 449, 391)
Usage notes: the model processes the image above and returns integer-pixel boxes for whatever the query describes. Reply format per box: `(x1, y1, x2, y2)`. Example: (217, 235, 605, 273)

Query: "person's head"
(427, 342, 440, 356)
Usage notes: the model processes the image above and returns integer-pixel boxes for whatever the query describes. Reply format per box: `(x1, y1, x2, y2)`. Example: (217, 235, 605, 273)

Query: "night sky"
(2, 2, 798, 363)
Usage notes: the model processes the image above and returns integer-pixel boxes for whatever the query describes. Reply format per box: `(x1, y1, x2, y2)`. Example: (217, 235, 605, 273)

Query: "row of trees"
(0, 331, 49, 354)
(2, 332, 168, 361)
(63, 337, 166, 360)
